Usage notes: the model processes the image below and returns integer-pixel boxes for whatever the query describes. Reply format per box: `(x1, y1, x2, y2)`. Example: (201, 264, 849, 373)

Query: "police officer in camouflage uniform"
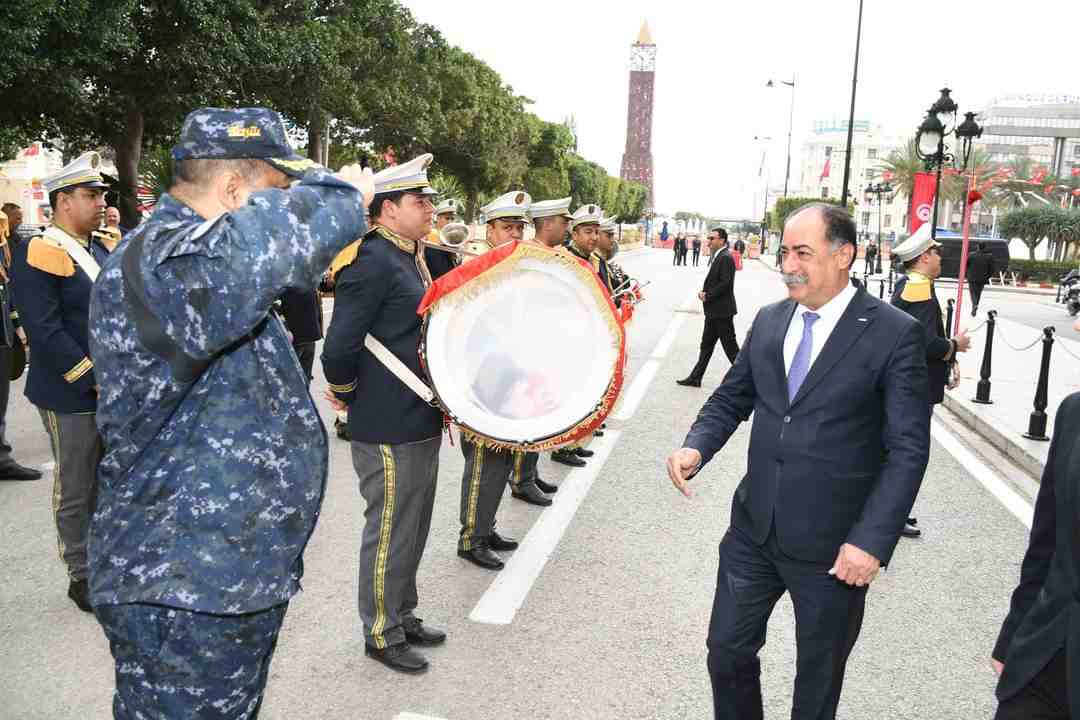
(322, 154, 448, 674)
(87, 107, 372, 719)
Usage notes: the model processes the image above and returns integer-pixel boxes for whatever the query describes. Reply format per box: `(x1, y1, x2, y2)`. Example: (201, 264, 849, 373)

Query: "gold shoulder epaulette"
(329, 237, 364, 280)
(900, 277, 932, 303)
(26, 236, 75, 277)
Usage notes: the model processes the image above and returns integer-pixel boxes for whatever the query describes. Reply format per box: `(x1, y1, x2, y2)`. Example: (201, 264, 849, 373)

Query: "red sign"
(908, 172, 937, 233)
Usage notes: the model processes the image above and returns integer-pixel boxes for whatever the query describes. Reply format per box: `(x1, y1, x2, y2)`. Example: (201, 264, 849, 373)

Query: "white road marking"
(930, 419, 1034, 528)
(469, 283, 697, 624)
(609, 361, 659, 422)
(469, 430, 621, 625)
(650, 313, 686, 359)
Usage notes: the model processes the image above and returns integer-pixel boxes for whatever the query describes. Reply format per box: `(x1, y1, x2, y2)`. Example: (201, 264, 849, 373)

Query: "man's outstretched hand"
(829, 543, 881, 587)
(665, 448, 702, 498)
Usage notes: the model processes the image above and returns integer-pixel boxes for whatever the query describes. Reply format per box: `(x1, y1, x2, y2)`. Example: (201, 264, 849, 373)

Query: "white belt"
(364, 334, 435, 404)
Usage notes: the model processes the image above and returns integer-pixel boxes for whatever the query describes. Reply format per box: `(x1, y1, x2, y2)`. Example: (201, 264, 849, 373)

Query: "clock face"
(630, 45, 656, 72)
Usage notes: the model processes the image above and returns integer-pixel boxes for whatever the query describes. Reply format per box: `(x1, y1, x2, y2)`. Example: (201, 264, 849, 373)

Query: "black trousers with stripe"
(459, 438, 514, 551)
(351, 436, 440, 649)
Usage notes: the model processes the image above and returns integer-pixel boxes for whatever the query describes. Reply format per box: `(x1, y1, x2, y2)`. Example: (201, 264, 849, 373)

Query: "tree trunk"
(113, 99, 144, 230)
(307, 112, 326, 163)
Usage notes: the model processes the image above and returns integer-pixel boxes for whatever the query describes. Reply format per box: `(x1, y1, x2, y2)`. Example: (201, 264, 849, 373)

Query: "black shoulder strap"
(121, 233, 212, 384)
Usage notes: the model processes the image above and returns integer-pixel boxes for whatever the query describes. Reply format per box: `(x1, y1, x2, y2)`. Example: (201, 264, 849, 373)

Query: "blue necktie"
(787, 311, 820, 403)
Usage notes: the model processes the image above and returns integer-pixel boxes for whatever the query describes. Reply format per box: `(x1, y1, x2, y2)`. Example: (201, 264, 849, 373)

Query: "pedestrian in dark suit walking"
(692, 235, 702, 266)
(677, 227, 738, 387)
(666, 203, 931, 720)
(966, 242, 996, 316)
(672, 233, 681, 266)
(992, 317, 1080, 719)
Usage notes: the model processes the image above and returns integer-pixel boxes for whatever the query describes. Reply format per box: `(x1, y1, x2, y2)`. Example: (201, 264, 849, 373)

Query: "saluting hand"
(337, 164, 376, 209)
(829, 543, 880, 587)
(697, 291, 705, 301)
(665, 447, 702, 498)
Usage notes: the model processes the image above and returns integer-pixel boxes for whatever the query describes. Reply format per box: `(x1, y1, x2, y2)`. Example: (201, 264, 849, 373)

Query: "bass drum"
(419, 242, 625, 451)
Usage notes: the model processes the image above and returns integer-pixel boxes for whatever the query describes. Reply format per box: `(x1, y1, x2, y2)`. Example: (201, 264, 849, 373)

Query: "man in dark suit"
(666, 203, 931, 720)
(966, 241, 996, 316)
(677, 226, 738, 388)
(992, 320, 1080, 718)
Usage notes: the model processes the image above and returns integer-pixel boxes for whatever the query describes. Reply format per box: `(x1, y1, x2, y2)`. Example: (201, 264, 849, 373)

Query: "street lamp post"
(865, 180, 893, 284)
(915, 89, 984, 325)
(766, 78, 796, 199)
(839, 0, 866, 210)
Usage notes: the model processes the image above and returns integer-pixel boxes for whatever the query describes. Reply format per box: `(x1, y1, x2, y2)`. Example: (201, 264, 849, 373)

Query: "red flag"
(1032, 167, 1047, 184)
(819, 157, 831, 181)
(21, 143, 39, 157)
(908, 172, 937, 233)
(1072, 167, 1080, 177)
(882, 170, 894, 182)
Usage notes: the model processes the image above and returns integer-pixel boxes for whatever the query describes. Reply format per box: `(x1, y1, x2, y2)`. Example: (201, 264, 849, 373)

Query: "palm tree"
(984, 156, 1052, 211)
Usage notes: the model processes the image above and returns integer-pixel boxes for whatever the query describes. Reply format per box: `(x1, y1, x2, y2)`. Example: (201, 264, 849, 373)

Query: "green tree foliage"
(996, 206, 1080, 260)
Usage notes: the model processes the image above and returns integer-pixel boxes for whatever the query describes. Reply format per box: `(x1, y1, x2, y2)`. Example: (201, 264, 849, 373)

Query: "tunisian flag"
(908, 172, 937, 233)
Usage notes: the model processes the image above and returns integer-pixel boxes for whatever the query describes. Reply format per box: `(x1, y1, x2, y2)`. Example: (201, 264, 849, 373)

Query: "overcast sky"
(401, 0, 1080, 218)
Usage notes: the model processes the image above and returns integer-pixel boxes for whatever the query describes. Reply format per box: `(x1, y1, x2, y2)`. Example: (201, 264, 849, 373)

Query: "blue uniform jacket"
(321, 229, 443, 445)
(88, 169, 366, 614)
(10, 227, 108, 413)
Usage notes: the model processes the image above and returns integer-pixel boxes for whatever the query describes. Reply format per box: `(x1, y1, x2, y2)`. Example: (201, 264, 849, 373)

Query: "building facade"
(620, 21, 656, 211)
(795, 119, 909, 248)
(975, 94, 1080, 174)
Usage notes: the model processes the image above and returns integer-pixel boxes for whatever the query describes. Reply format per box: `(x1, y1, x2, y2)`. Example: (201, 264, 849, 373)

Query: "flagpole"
(954, 169, 977, 335)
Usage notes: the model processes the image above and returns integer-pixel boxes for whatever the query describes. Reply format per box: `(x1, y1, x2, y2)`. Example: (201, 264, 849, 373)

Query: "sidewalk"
(944, 315, 1080, 478)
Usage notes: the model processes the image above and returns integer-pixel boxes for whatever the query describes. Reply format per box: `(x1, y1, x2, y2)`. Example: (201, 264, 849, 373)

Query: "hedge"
(1003, 259, 1078, 284)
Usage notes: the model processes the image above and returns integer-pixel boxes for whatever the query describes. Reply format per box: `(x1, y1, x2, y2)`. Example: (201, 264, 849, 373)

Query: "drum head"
(422, 243, 624, 450)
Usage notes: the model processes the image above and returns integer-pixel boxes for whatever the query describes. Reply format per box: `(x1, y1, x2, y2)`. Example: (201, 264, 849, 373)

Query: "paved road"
(0, 250, 1037, 719)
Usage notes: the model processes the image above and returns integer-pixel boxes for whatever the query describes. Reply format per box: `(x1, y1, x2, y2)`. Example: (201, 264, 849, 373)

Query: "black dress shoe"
(402, 617, 446, 646)
(0, 461, 43, 481)
(512, 482, 552, 507)
(535, 477, 558, 494)
(676, 377, 702, 387)
(551, 450, 585, 467)
(592, 429, 604, 437)
(458, 544, 505, 570)
(365, 642, 429, 674)
(489, 530, 519, 551)
(901, 522, 921, 539)
(68, 580, 92, 613)
(574, 447, 595, 458)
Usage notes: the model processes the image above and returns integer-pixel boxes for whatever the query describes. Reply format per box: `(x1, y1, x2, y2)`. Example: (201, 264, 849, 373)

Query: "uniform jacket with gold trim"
(87, 169, 366, 614)
(891, 272, 951, 404)
(321, 228, 443, 445)
(10, 225, 107, 413)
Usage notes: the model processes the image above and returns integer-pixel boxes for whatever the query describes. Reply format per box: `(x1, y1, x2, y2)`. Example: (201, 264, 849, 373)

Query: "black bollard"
(879, 278, 885, 299)
(946, 299, 955, 339)
(973, 310, 996, 405)
(1023, 327, 1055, 441)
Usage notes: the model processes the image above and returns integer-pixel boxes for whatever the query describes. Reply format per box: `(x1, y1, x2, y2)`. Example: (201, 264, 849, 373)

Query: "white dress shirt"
(783, 282, 858, 375)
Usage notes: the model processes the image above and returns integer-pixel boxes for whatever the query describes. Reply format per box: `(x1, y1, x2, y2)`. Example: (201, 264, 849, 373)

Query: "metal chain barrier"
(1055, 337, 1080, 362)
(993, 322, 1047, 352)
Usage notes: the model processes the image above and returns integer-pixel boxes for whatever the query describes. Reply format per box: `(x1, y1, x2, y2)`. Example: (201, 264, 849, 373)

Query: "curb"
(940, 394, 1045, 479)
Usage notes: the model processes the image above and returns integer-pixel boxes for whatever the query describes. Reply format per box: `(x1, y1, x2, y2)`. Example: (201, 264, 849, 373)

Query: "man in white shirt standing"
(665, 203, 932, 719)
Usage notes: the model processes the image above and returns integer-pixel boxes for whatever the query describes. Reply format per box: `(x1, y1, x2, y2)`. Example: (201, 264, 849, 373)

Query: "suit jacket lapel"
(771, 300, 797, 396)
(790, 289, 876, 408)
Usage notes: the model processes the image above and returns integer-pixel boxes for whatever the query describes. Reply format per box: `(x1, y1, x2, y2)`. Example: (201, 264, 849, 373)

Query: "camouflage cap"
(171, 107, 320, 179)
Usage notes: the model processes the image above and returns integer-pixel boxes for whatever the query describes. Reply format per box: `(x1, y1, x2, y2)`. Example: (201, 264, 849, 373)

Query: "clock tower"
(620, 21, 656, 210)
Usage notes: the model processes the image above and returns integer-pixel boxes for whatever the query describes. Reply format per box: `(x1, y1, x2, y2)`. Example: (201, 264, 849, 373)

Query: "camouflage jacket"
(88, 169, 366, 613)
